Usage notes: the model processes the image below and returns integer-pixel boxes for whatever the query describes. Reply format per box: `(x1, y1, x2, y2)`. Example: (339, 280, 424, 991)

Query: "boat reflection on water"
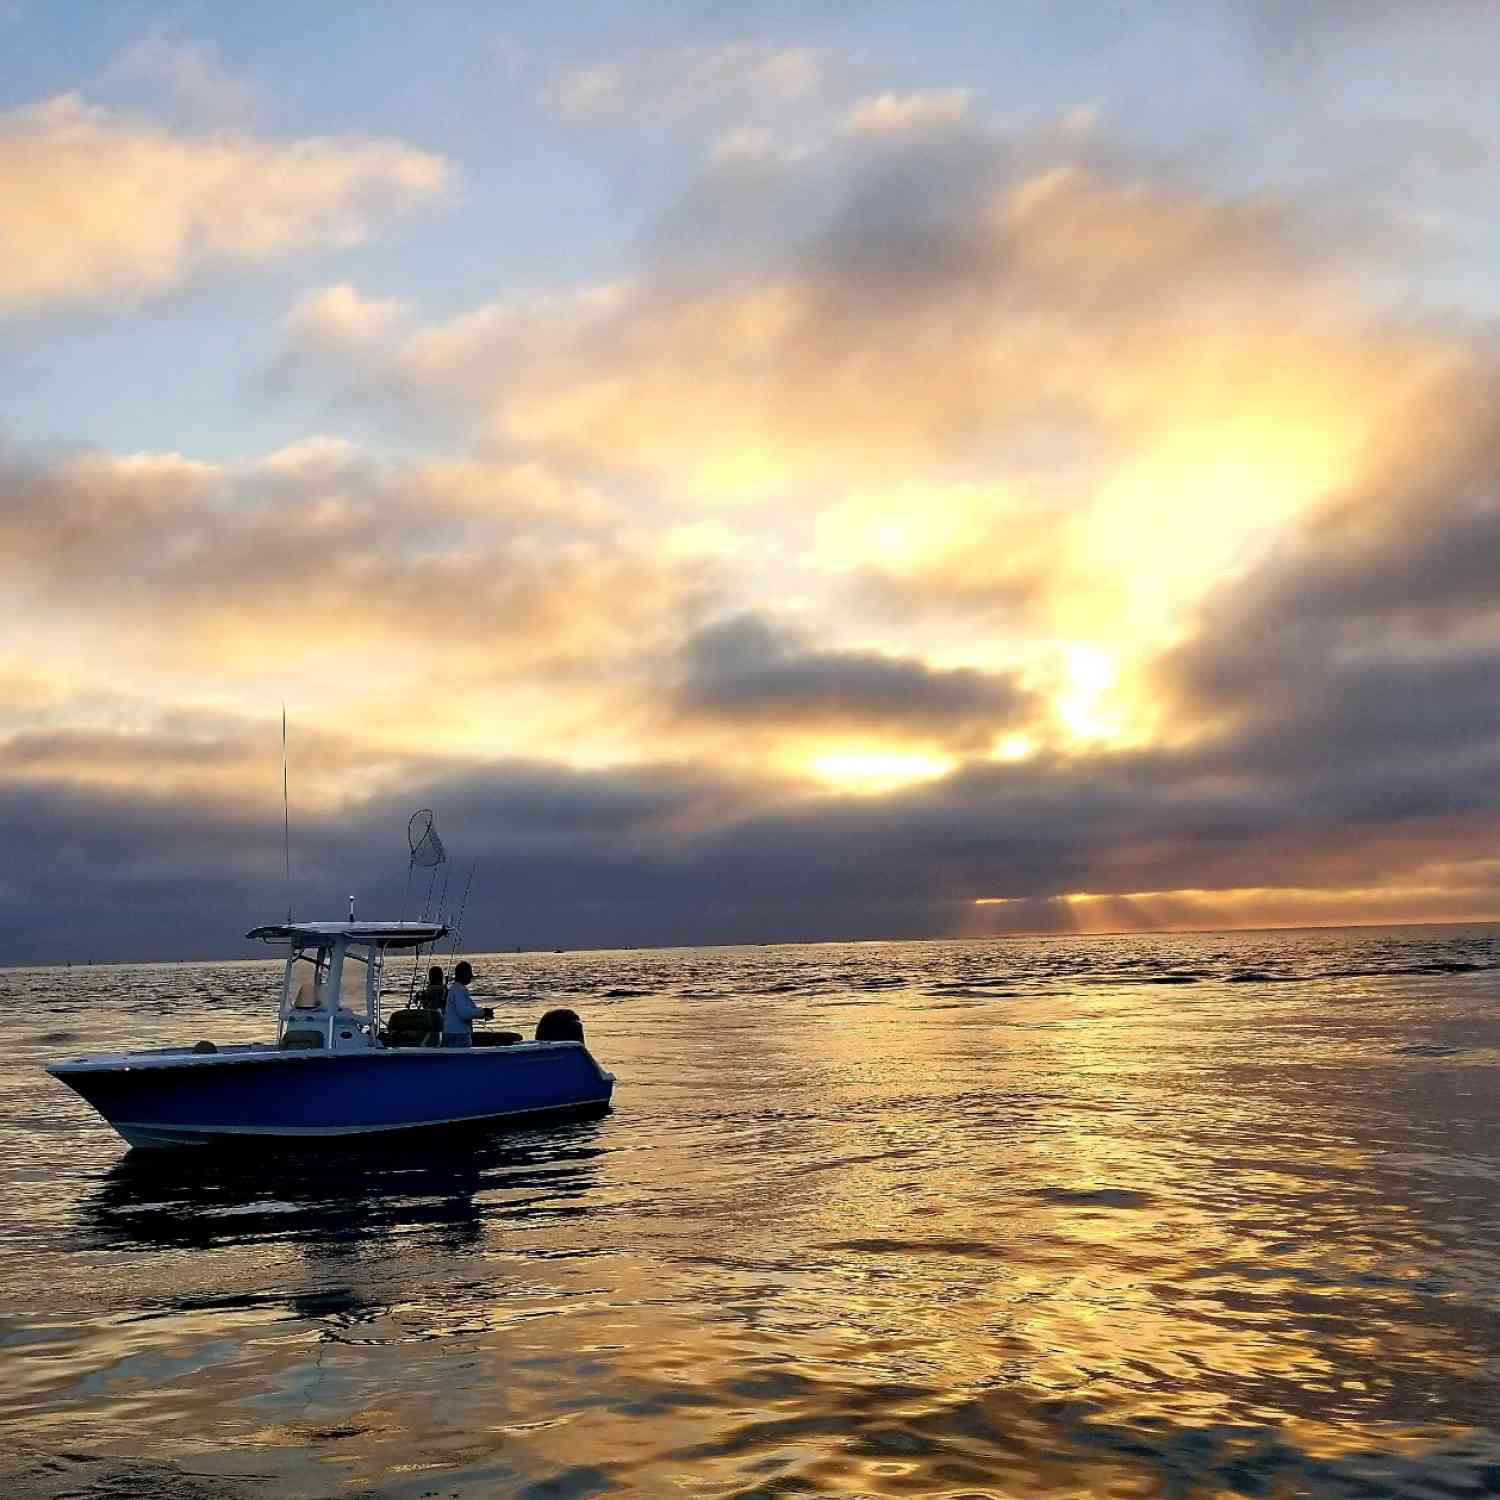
(79, 1118, 611, 1256)
(50, 1120, 624, 1494)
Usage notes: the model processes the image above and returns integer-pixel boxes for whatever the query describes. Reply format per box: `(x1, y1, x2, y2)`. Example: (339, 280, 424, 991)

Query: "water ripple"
(3, 923, 1499, 1497)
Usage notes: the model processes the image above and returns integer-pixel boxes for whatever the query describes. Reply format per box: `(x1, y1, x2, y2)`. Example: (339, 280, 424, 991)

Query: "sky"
(3, 1, 1500, 962)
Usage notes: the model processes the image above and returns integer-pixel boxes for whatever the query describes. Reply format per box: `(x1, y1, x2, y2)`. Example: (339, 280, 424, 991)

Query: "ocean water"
(2, 925, 1499, 1499)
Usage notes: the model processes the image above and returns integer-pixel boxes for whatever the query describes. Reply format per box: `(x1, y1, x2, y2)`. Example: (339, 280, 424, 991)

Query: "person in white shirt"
(441, 960, 492, 1047)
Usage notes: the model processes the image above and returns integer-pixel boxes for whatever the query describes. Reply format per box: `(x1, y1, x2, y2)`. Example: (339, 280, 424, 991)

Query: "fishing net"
(407, 808, 447, 868)
(402, 809, 450, 1000)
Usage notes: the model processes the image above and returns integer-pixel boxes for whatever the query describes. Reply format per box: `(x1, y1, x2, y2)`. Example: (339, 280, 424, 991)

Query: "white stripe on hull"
(112, 1097, 611, 1149)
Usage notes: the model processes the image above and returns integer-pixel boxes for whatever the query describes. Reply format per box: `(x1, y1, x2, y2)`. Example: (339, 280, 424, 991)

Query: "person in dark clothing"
(417, 964, 447, 1010)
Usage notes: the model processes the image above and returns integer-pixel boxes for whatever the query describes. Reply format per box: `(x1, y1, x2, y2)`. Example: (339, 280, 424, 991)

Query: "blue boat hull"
(49, 1043, 614, 1149)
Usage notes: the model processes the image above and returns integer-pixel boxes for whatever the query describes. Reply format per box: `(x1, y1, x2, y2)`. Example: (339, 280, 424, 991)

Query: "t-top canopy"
(246, 921, 449, 949)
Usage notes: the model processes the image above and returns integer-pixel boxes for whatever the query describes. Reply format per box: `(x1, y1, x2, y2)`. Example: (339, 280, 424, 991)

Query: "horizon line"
(5, 914, 1496, 971)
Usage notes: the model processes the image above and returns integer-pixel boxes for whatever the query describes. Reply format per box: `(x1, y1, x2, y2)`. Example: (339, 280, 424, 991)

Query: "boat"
(47, 920, 615, 1149)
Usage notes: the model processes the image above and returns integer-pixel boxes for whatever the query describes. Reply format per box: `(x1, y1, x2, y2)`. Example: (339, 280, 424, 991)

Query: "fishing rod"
(407, 861, 444, 1005)
(449, 861, 478, 959)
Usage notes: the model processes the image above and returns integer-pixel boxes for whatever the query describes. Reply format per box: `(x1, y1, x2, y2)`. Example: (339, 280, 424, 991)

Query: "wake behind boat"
(47, 920, 614, 1149)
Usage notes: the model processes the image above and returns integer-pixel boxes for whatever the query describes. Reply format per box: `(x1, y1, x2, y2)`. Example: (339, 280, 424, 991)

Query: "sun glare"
(1059, 417, 1356, 646)
(1055, 644, 1123, 743)
(807, 748, 955, 794)
(692, 444, 787, 499)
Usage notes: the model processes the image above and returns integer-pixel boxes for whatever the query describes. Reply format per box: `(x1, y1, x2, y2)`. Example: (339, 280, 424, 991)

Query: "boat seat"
(280, 1028, 325, 1050)
(385, 1008, 441, 1047)
(291, 981, 323, 1011)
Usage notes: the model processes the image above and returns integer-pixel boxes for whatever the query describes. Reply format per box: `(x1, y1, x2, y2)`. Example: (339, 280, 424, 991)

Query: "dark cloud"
(4, 711, 1497, 966)
(674, 613, 1035, 746)
(1213, 493, 1500, 650)
(1136, 366, 1500, 880)
(1160, 371, 1500, 767)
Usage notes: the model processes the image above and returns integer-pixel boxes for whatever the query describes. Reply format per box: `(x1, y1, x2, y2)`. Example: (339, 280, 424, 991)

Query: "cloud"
(707, 126, 810, 171)
(543, 42, 821, 124)
(1155, 358, 1500, 778)
(6, 349, 1500, 955)
(1248, 0, 1500, 75)
(285, 283, 412, 350)
(0, 438, 698, 732)
(364, 133, 1376, 498)
(843, 89, 970, 137)
(10, 97, 1500, 951)
(115, 37, 257, 122)
(0, 95, 450, 311)
(0, 747, 737, 961)
(808, 479, 1057, 617)
(674, 613, 1036, 748)
(0, 709, 428, 809)
(327, 122, 1419, 699)
(266, 121, 1490, 757)
(15, 284, 1496, 957)
(4, 705, 1497, 962)
(391, 281, 633, 400)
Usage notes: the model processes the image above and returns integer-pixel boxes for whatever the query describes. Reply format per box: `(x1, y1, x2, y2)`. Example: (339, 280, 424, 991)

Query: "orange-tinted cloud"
(285, 283, 412, 350)
(843, 89, 970, 137)
(0, 95, 449, 311)
(307, 126, 1452, 755)
(0, 436, 715, 779)
(8, 103, 1500, 951)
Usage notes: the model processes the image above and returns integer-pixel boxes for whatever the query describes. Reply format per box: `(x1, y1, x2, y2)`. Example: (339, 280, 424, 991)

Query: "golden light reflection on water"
(4, 932, 1500, 1497)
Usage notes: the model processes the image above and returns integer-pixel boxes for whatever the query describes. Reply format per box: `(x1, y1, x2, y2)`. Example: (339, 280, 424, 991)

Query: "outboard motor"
(535, 1007, 585, 1043)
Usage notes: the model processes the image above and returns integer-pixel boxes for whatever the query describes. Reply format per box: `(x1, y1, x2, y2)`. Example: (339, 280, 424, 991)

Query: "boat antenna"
(449, 861, 478, 957)
(282, 704, 292, 923)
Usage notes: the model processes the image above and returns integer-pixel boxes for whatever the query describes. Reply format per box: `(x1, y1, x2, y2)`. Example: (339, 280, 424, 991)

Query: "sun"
(1054, 643, 1124, 743)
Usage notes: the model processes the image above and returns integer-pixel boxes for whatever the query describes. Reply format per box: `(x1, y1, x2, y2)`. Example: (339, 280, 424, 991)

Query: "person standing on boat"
(418, 964, 447, 1010)
(441, 960, 492, 1047)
